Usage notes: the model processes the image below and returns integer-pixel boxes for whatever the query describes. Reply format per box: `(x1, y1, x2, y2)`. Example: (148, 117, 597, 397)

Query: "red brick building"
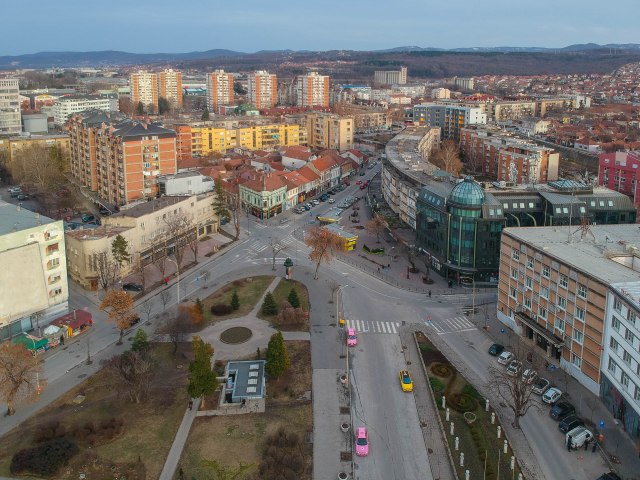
(598, 151, 640, 205)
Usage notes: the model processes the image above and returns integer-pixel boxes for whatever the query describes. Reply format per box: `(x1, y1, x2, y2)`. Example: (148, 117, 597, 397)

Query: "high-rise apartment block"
(248, 71, 277, 109)
(0, 78, 21, 135)
(130, 70, 159, 113)
(599, 151, 640, 206)
(52, 94, 117, 125)
(67, 110, 177, 206)
(206, 70, 235, 112)
(374, 67, 407, 85)
(158, 69, 183, 109)
(287, 113, 353, 152)
(413, 103, 487, 141)
(296, 72, 330, 107)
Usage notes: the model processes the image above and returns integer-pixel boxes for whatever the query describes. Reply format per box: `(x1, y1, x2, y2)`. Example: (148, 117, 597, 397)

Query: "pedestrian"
(387, 263, 390, 268)
(584, 438, 590, 450)
(188, 399, 193, 411)
(164, 276, 169, 285)
(377, 267, 380, 273)
(567, 435, 572, 451)
(592, 441, 597, 453)
(428, 290, 432, 298)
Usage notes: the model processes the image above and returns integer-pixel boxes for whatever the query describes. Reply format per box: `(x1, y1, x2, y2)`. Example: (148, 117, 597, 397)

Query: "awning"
(516, 312, 565, 348)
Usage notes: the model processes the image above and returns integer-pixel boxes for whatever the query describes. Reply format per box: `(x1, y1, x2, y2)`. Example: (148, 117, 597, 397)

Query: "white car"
(312, 199, 320, 205)
(542, 387, 562, 404)
(506, 360, 522, 376)
(521, 368, 537, 384)
(328, 198, 335, 204)
(497, 351, 514, 365)
(566, 426, 594, 449)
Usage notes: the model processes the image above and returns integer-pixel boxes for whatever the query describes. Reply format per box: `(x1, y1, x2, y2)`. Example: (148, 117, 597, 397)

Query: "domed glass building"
(416, 176, 505, 284)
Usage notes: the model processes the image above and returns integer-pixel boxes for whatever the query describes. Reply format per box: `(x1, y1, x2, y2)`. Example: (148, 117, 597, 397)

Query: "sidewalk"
(158, 397, 201, 480)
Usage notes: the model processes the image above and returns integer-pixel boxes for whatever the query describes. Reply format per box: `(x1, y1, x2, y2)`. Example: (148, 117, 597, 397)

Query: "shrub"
(446, 393, 478, 413)
(462, 383, 483, 401)
(195, 298, 204, 315)
(211, 304, 233, 315)
(231, 291, 240, 311)
(11, 438, 79, 477)
(430, 362, 453, 378)
(429, 377, 444, 393)
(262, 292, 278, 315)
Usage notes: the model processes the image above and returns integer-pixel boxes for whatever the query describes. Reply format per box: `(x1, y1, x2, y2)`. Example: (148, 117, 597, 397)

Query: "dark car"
(596, 473, 622, 480)
(122, 283, 144, 292)
(16, 194, 30, 201)
(81, 214, 96, 223)
(129, 314, 140, 327)
(488, 343, 505, 356)
(99, 207, 112, 216)
(359, 171, 366, 176)
(550, 401, 575, 420)
(558, 415, 584, 434)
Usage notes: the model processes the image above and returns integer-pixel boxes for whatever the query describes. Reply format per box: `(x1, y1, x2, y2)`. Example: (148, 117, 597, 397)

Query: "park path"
(158, 397, 201, 480)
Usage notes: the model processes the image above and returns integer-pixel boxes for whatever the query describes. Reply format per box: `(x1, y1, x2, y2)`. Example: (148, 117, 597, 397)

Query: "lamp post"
(166, 257, 181, 306)
(460, 275, 476, 316)
(337, 284, 349, 328)
(29, 337, 41, 394)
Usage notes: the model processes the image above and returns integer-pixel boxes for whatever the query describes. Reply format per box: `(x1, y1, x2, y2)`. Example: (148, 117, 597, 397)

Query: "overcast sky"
(1, 0, 637, 56)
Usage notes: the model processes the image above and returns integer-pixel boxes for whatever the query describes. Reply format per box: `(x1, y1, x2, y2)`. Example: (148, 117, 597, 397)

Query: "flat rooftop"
(226, 360, 266, 401)
(503, 224, 640, 284)
(111, 196, 190, 218)
(0, 201, 56, 236)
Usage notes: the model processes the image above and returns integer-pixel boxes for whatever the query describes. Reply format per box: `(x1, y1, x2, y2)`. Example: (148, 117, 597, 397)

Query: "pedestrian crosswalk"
(246, 236, 296, 254)
(425, 315, 476, 334)
(345, 319, 401, 334)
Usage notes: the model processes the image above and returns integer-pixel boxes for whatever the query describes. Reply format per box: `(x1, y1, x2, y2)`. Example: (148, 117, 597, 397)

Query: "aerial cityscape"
(1, 3, 640, 480)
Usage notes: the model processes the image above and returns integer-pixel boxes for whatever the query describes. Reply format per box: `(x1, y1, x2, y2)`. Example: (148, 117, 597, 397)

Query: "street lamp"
(459, 275, 475, 317)
(29, 336, 41, 394)
(337, 284, 349, 328)
(165, 257, 181, 306)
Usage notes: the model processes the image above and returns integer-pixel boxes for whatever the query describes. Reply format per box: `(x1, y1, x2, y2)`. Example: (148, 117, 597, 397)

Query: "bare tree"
(95, 249, 118, 290)
(159, 289, 172, 313)
(270, 238, 285, 271)
(140, 300, 154, 323)
(105, 350, 155, 404)
(365, 213, 387, 243)
(9, 144, 67, 193)
(0, 342, 46, 415)
(163, 212, 195, 274)
(432, 140, 463, 176)
(165, 311, 191, 354)
(304, 225, 343, 279)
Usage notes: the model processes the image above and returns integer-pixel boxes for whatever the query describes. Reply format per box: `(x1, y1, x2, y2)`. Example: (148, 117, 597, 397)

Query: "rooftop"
(503, 224, 640, 285)
(110, 196, 191, 218)
(0, 201, 56, 236)
(226, 360, 266, 402)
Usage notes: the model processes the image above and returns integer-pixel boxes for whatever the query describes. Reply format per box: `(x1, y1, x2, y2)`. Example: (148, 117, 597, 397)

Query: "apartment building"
(412, 103, 487, 141)
(0, 134, 70, 170)
(0, 201, 68, 340)
(287, 113, 353, 152)
(0, 78, 21, 135)
(65, 194, 219, 290)
(206, 69, 235, 112)
(130, 70, 159, 113)
(67, 110, 177, 205)
(459, 126, 559, 184)
(598, 151, 640, 205)
(158, 69, 183, 109)
(432, 88, 451, 99)
(296, 72, 330, 108)
(497, 225, 640, 413)
(374, 67, 407, 85)
(52, 94, 116, 125)
(453, 77, 475, 91)
(248, 70, 277, 109)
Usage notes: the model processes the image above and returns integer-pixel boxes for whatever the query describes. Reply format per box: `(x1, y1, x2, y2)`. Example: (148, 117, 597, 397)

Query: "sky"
(1, 0, 639, 56)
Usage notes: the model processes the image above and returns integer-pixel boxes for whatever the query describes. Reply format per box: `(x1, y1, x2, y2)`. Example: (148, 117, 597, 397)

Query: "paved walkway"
(158, 397, 201, 480)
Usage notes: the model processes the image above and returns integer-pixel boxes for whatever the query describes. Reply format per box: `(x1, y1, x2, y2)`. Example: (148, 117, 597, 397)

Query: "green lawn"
(201, 276, 274, 323)
(257, 278, 310, 331)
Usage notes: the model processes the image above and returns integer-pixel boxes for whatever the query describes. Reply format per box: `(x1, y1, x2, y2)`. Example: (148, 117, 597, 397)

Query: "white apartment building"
(53, 95, 115, 125)
(0, 201, 69, 340)
(296, 72, 330, 107)
(248, 70, 277, 109)
(374, 67, 407, 85)
(0, 78, 21, 135)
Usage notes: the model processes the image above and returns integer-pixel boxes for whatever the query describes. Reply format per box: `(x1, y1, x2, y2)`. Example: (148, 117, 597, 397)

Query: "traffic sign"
(599, 420, 604, 429)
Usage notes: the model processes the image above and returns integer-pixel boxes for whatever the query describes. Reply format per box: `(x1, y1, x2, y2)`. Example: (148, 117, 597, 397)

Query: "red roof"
(241, 172, 287, 192)
(51, 310, 93, 331)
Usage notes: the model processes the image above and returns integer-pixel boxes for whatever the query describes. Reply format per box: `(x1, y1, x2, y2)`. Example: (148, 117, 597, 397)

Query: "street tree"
(0, 342, 45, 415)
(487, 346, 540, 429)
(265, 331, 290, 380)
(158, 96, 171, 115)
(131, 329, 149, 352)
(111, 234, 131, 269)
(95, 249, 118, 289)
(304, 225, 343, 279)
(270, 238, 285, 271)
(212, 179, 230, 222)
(166, 313, 190, 354)
(188, 336, 218, 408)
(212, 177, 242, 240)
(106, 350, 154, 403)
(201, 108, 210, 121)
(432, 140, 463, 176)
(163, 212, 195, 274)
(9, 144, 67, 193)
(159, 289, 172, 313)
(99, 289, 137, 345)
(140, 300, 154, 323)
(365, 213, 387, 243)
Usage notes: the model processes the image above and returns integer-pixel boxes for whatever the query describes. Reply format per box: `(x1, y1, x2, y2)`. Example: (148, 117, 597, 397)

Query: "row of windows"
(607, 358, 640, 401)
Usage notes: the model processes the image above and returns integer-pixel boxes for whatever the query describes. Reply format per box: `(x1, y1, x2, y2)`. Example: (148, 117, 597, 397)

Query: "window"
(512, 249, 520, 260)
(558, 297, 567, 310)
(635, 385, 640, 401)
(525, 277, 533, 290)
(538, 307, 547, 319)
(610, 337, 619, 352)
(575, 307, 585, 322)
(524, 297, 532, 309)
(573, 329, 584, 344)
(542, 265, 550, 278)
(621, 372, 629, 388)
(559, 275, 568, 289)
(577, 284, 587, 299)
(628, 311, 637, 327)
(608, 357, 617, 374)
(527, 258, 534, 269)
(614, 298, 622, 312)
(511, 268, 518, 279)
(623, 350, 632, 365)
(612, 317, 621, 332)
(625, 328, 635, 345)
(571, 354, 582, 368)
(510, 287, 517, 299)
(540, 286, 549, 299)
(555, 318, 564, 331)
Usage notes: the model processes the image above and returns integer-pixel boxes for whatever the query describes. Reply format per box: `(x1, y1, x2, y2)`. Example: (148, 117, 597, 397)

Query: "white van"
(566, 426, 593, 449)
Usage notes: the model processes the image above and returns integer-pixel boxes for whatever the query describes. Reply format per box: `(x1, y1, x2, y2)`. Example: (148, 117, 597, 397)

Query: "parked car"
(303, 204, 311, 211)
(81, 214, 96, 223)
(550, 401, 575, 420)
(521, 368, 537, 384)
(506, 360, 522, 376)
(312, 199, 320, 205)
(343, 181, 350, 186)
(359, 171, 366, 176)
(122, 283, 144, 292)
(355, 427, 369, 456)
(328, 198, 335, 204)
(532, 377, 550, 395)
(347, 328, 357, 347)
(558, 415, 584, 434)
(488, 343, 504, 356)
(542, 387, 562, 404)
(129, 314, 141, 327)
(566, 425, 593, 449)
(497, 351, 514, 365)
(596, 473, 622, 480)
(399, 370, 413, 392)
(16, 194, 30, 201)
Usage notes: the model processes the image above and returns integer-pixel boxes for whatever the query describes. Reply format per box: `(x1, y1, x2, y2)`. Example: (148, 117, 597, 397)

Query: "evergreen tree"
(111, 234, 131, 268)
(212, 178, 230, 220)
(265, 331, 290, 380)
(187, 336, 218, 408)
(261, 292, 278, 315)
(195, 297, 204, 315)
(158, 96, 170, 115)
(231, 291, 240, 311)
(136, 101, 144, 115)
(201, 108, 210, 121)
(131, 329, 149, 352)
(287, 288, 300, 309)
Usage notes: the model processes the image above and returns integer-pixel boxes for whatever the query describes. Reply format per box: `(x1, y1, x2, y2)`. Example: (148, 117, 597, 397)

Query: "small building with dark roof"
(224, 360, 266, 404)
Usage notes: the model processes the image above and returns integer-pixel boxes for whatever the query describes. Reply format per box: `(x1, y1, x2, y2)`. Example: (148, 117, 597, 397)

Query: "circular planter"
(340, 422, 350, 433)
(464, 412, 477, 425)
(339, 374, 348, 384)
(219, 327, 253, 344)
(338, 473, 349, 480)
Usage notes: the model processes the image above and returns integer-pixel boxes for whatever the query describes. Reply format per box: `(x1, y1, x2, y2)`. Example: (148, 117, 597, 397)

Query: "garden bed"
(257, 279, 310, 332)
(202, 276, 273, 323)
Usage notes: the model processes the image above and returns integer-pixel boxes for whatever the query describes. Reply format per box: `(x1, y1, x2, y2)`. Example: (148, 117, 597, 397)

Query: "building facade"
(157, 171, 214, 195)
(130, 70, 159, 113)
(296, 72, 330, 108)
(288, 113, 353, 152)
(0, 201, 68, 340)
(0, 78, 21, 135)
(0, 134, 70, 170)
(52, 94, 115, 125)
(374, 67, 407, 85)
(598, 151, 640, 206)
(158, 69, 183, 110)
(206, 70, 235, 112)
(412, 104, 487, 141)
(248, 71, 277, 109)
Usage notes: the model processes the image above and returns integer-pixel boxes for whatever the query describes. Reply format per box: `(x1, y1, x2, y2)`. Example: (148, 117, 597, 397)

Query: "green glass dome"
(449, 176, 485, 206)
